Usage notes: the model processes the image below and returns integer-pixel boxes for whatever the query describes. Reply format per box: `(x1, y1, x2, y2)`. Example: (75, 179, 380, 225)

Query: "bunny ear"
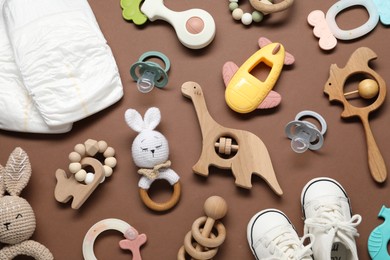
(125, 109, 144, 133)
(4, 147, 31, 196)
(143, 107, 161, 130)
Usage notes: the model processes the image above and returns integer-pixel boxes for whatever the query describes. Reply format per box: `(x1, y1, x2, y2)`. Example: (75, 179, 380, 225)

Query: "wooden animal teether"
(249, 0, 294, 14)
(55, 139, 116, 209)
(368, 206, 390, 260)
(324, 47, 387, 183)
(181, 81, 283, 195)
(177, 196, 227, 260)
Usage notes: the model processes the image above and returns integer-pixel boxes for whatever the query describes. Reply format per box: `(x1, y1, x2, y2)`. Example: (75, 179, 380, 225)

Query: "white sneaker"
(247, 209, 314, 260)
(301, 177, 362, 260)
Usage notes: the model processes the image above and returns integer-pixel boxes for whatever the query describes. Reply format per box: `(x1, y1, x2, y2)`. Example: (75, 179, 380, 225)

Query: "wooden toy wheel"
(191, 216, 226, 248)
(215, 137, 239, 156)
(139, 181, 181, 211)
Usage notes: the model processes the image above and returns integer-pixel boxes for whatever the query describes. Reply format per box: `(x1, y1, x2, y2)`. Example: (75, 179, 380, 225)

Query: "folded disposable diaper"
(3, 0, 123, 126)
(0, 2, 72, 133)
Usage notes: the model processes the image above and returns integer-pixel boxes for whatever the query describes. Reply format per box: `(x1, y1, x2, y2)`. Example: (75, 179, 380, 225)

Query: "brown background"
(1, 0, 389, 259)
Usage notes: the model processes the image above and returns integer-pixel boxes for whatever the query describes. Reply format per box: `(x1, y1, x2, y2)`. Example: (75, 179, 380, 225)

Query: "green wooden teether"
(120, 0, 148, 25)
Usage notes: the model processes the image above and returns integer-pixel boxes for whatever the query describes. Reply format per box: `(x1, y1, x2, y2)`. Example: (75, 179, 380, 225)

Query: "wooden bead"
(204, 196, 228, 220)
(69, 151, 81, 162)
(69, 162, 82, 174)
(103, 147, 116, 157)
(104, 157, 117, 168)
(359, 79, 379, 99)
(85, 139, 99, 156)
(103, 165, 113, 177)
(98, 140, 108, 153)
(75, 169, 87, 182)
(232, 8, 243, 20)
(74, 144, 86, 156)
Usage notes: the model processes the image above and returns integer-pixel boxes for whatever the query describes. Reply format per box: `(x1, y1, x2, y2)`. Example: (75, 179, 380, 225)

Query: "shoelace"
(304, 202, 362, 241)
(261, 228, 315, 260)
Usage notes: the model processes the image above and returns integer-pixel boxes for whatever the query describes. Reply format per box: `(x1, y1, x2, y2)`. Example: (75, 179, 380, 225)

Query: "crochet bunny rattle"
(125, 107, 181, 212)
(0, 147, 53, 259)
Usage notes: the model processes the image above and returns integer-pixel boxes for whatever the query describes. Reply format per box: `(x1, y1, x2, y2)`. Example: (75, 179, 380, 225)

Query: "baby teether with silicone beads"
(120, 0, 216, 49)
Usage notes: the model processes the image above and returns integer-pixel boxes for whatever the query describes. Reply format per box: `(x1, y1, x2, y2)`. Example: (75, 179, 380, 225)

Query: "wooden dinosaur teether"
(324, 47, 387, 183)
(181, 81, 283, 195)
(177, 196, 227, 260)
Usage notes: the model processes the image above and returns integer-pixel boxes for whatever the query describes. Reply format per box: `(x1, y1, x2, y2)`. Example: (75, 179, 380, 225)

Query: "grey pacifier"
(285, 110, 327, 153)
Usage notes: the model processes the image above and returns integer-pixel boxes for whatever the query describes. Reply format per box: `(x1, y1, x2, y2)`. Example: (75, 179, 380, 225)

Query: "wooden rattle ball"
(186, 17, 204, 34)
(359, 79, 379, 99)
(204, 196, 228, 220)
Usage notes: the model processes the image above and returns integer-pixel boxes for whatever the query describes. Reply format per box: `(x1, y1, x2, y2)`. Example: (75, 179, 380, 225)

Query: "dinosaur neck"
(191, 93, 218, 136)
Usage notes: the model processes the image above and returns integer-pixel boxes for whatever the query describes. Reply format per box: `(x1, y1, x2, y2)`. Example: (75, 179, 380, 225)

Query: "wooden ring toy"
(69, 139, 116, 184)
(139, 181, 181, 211)
(178, 196, 227, 260)
(249, 0, 294, 14)
(55, 157, 105, 209)
(191, 216, 226, 248)
(324, 47, 387, 183)
(82, 218, 147, 260)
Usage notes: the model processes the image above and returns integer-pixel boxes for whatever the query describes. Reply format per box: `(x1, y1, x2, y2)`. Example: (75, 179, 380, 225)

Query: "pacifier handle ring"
(139, 181, 181, 211)
(326, 0, 379, 40)
(82, 218, 133, 260)
(138, 51, 171, 72)
(295, 110, 327, 135)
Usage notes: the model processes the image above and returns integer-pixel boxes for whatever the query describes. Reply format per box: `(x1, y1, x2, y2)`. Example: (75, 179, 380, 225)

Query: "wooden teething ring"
(249, 0, 294, 14)
(324, 47, 387, 183)
(139, 181, 181, 211)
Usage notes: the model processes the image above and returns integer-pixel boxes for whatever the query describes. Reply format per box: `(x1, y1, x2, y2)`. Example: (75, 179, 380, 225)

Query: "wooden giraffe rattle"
(177, 196, 227, 260)
(324, 47, 387, 183)
(181, 81, 283, 195)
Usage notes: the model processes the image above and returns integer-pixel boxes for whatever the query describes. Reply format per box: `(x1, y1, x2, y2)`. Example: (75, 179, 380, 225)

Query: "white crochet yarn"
(125, 107, 180, 189)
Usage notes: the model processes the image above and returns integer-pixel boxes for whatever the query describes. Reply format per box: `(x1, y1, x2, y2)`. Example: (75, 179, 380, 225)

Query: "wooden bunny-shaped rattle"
(125, 107, 181, 212)
(0, 147, 53, 259)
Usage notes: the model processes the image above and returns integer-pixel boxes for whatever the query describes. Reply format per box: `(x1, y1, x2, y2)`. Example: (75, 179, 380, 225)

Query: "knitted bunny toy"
(0, 147, 53, 259)
(125, 107, 181, 211)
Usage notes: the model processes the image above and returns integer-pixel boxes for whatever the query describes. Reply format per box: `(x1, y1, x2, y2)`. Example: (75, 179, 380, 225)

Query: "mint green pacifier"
(130, 51, 170, 93)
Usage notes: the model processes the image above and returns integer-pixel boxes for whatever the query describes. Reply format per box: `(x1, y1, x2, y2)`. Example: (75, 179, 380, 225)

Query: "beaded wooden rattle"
(324, 47, 387, 183)
(54, 139, 116, 209)
(177, 196, 227, 260)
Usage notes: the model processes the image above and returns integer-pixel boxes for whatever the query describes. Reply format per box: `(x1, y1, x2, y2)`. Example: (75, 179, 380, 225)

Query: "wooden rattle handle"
(361, 118, 387, 183)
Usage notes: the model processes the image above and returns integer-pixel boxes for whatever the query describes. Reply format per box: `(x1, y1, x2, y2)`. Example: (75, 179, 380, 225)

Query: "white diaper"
(3, 0, 123, 126)
(0, 2, 72, 133)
